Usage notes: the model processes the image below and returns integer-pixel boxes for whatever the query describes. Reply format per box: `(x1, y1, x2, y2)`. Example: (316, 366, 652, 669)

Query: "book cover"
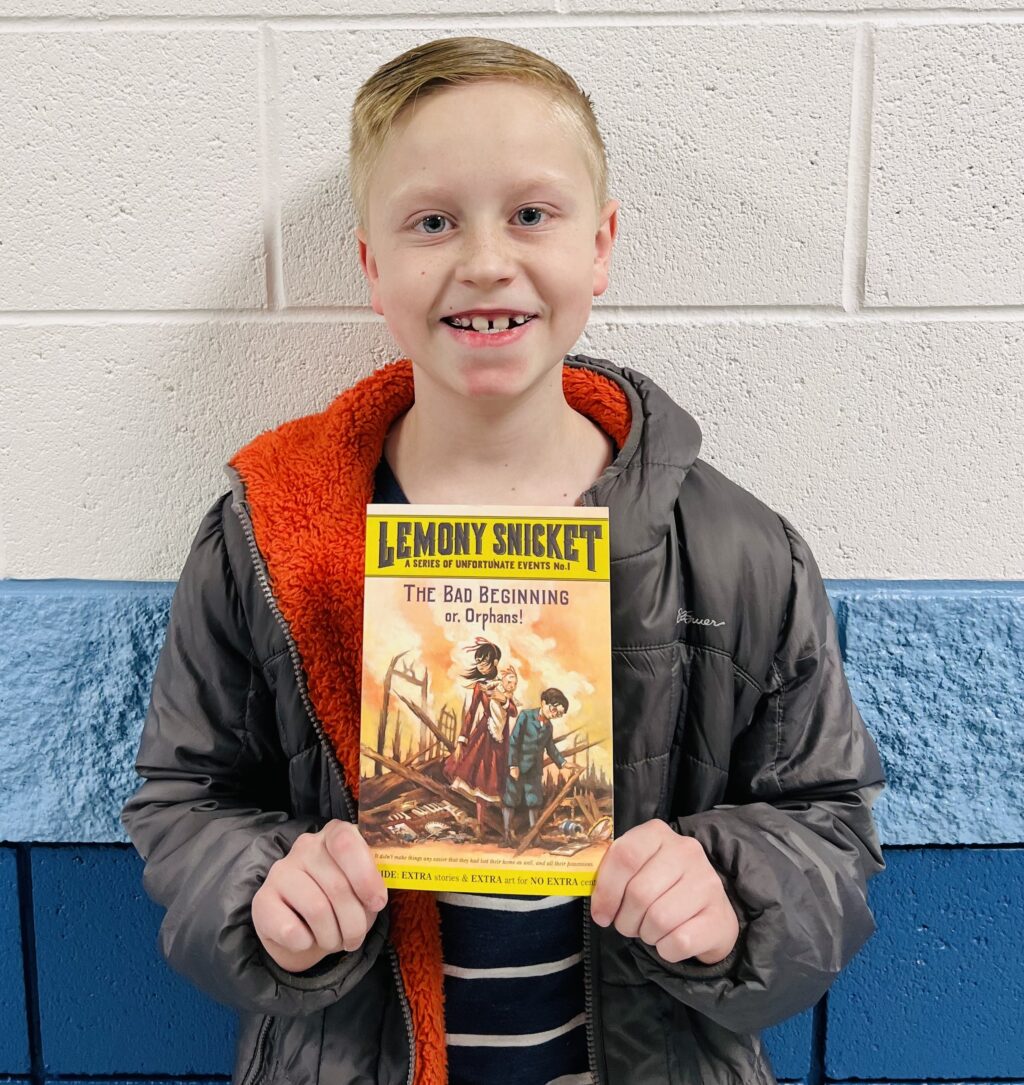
(358, 505, 614, 896)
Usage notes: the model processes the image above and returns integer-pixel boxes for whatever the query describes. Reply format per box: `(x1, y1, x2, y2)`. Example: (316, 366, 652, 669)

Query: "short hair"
(348, 36, 608, 230)
(540, 688, 569, 712)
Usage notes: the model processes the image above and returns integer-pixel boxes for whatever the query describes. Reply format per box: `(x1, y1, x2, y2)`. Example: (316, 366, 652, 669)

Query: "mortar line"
(841, 23, 875, 314)
(808, 992, 828, 1085)
(15, 845, 44, 1085)
(884, 841, 1024, 850)
(0, 842, 142, 849)
(4, 10, 1024, 31)
(816, 1077, 1024, 1083)
(258, 23, 285, 311)
(42, 1076, 229, 1082)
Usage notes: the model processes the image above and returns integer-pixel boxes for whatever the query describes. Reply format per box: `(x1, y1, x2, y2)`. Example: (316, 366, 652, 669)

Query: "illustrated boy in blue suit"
(501, 687, 570, 846)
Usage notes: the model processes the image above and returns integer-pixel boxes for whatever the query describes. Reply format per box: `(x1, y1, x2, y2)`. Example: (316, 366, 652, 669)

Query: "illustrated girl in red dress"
(444, 639, 518, 838)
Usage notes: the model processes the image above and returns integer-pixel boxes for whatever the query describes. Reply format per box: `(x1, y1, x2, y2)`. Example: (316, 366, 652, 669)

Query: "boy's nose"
(455, 227, 517, 287)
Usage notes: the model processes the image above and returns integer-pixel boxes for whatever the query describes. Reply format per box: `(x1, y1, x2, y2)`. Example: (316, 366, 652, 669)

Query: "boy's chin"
(417, 353, 560, 403)
(461, 359, 533, 400)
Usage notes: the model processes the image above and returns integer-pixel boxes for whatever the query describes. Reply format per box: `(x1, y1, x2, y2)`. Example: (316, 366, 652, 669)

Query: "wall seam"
(258, 22, 285, 311)
(5, 11, 1024, 31)
(841, 21, 875, 314)
(15, 845, 43, 1085)
(886, 841, 1024, 850)
(31, 1073, 230, 1081)
(808, 991, 828, 1085)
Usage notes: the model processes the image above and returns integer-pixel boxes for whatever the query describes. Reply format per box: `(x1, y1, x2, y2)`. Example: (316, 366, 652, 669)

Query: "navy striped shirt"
(373, 457, 591, 1085)
(439, 892, 589, 1085)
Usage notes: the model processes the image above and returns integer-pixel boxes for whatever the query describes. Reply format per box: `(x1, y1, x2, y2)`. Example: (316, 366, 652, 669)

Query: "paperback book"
(358, 505, 614, 896)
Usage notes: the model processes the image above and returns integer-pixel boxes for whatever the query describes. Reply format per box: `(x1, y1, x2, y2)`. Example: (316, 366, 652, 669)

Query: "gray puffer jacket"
(121, 355, 885, 1085)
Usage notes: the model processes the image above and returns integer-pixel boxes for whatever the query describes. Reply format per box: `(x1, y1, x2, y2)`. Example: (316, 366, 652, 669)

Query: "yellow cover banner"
(365, 506, 610, 581)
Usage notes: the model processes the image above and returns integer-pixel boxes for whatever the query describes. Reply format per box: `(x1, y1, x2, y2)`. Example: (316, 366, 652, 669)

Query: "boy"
(121, 36, 885, 1085)
(503, 688, 570, 845)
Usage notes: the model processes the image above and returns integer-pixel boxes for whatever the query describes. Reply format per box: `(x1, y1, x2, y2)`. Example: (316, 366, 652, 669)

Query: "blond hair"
(348, 36, 608, 230)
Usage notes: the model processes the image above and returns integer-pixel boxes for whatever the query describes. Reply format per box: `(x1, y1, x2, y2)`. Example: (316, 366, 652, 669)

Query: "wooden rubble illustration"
(359, 651, 613, 860)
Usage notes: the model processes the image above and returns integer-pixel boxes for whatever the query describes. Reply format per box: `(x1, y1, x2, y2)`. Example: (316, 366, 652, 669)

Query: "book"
(358, 505, 615, 896)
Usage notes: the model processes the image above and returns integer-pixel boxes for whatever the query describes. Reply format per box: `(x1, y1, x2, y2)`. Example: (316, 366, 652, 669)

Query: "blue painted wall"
(828, 848, 1024, 1080)
(1, 579, 1022, 1082)
(30, 847, 235, 1075)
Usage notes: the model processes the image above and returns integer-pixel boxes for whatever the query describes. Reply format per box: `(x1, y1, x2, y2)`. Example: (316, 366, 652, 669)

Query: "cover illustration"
(358, 505, 614, 896)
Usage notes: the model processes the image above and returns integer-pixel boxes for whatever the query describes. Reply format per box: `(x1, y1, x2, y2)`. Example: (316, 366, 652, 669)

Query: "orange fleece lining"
(230, 358, 631, 1085)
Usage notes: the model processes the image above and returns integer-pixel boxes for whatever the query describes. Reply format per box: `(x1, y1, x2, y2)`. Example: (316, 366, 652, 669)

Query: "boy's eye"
(515, 207, 546, 227)
(416, 214, 449, 235)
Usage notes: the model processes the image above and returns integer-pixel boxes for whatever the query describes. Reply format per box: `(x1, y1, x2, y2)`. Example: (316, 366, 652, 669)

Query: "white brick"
(519, 26, 854, 306)
(0, 320, 398, 579)
(578, 318, 1024, 577)
(0, 32, 264, 310)
(866, 25, 1024, 307)
(276, 28, 559, 307)
(276, 29, 457, 307)
(279, 25, 854, 308)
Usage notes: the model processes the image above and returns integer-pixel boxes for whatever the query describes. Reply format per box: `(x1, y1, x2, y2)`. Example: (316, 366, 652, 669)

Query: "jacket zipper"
(240, 1015, 273, 1085)
(387, 942, 417, 1085)
(231, 495, 418, 1085)
(576, 488, 607, 1084)
(582, 899, 603, 1084)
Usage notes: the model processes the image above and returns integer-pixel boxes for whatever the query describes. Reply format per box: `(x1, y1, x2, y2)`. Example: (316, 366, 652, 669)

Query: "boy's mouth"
(440, 313, 537, 334)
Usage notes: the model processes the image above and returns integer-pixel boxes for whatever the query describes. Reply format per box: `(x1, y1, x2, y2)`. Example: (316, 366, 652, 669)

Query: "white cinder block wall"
(1, 5, 1021, 580)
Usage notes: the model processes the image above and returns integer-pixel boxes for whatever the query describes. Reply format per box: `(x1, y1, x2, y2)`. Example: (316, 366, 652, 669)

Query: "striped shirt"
(373, 457, 591, 1085)
(439, 892, 589, 1085)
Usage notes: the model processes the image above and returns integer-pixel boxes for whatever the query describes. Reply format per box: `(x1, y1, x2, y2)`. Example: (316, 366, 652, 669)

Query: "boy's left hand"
(590, 820, 740, 966)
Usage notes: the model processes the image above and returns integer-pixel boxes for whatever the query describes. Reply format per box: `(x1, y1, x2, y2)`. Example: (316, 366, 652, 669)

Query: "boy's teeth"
(447, 313, 531, 331)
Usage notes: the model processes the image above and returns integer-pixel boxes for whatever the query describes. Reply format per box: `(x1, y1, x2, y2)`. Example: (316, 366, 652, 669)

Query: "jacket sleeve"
(628, 517, 886, 1032)
(547, 727, 566, 769)
(119, 495, 388, 1017)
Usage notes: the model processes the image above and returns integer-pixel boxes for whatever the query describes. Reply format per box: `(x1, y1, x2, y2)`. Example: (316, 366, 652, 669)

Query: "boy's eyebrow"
(390, 172, 577, 208)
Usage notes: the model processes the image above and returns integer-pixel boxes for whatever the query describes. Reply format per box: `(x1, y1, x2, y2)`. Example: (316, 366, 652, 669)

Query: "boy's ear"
(593, 198, 620, 299)
(355, 227, 385, 316)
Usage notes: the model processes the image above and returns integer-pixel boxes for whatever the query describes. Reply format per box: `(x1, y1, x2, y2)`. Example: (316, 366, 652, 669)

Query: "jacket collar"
(568, 355, 702, 560)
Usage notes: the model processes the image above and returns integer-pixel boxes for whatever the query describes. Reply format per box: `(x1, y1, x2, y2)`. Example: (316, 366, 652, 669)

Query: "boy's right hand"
(251, 820, 388, 975)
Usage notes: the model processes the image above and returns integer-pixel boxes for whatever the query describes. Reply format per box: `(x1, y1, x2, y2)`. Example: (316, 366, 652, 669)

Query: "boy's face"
(540, 700, 566, 721)
(356, 81, 618, 402)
